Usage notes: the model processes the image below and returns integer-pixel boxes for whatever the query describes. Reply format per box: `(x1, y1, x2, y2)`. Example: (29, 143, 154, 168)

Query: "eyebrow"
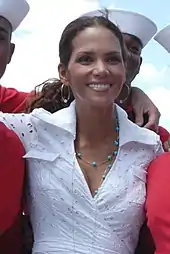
(0, 27, 9, 34)
(78, 50, 121, 55)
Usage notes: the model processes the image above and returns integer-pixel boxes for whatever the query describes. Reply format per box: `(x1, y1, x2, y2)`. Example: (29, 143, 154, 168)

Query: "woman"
(0, 16, 163, 253)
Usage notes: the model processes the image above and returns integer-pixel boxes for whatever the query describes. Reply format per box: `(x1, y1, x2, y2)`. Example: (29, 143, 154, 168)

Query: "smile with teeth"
(88, 84, 111, 91)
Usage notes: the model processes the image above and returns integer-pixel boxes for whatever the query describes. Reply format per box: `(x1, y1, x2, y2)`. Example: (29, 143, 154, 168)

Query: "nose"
(123, 44, 132, 62)
(92, 60, 109, 77)
(125, 48, 132, 61)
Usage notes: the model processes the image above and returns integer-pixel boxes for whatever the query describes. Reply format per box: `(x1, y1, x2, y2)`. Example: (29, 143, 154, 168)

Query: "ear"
(136, 56, 142, 74)
(7, 43, 15, 64)
(139, 56, 142, 66)
(58, 63, 70, 86)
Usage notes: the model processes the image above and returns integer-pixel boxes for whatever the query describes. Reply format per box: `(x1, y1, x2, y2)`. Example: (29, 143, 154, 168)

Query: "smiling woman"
(0, 15, 164, 254)
(58, 23, 126, 108)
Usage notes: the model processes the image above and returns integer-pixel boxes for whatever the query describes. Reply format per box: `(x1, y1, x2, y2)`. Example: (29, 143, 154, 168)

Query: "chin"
(88, 98, 114, 109)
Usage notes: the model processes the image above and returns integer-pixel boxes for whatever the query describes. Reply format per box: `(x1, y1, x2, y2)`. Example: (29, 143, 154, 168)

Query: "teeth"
(88, 84, 110, 90)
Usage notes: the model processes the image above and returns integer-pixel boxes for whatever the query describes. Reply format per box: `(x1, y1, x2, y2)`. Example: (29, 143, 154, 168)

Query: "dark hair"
(27, 14, 126, 113)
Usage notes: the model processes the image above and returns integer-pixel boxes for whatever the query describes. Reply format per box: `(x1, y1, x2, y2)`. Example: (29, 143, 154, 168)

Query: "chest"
(25, 142, 153, 205)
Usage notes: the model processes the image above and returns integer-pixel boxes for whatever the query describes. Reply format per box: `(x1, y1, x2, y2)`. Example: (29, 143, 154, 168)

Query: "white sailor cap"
(154, 25, 170, 53)
(81, 9, 157, 48)
(0, 0, 29, 31)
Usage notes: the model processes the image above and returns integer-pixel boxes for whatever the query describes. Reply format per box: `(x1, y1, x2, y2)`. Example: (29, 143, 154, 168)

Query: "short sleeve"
(0, 112, 36, 149)
(0, 85, 28, 113)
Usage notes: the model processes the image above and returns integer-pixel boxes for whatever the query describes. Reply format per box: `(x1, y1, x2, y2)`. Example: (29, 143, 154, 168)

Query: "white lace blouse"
(0, 102, 163, 254)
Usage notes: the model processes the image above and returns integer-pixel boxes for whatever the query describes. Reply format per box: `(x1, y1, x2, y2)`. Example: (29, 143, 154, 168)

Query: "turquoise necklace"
(76, 137, 119, 168)
(76, 117, 119, 196)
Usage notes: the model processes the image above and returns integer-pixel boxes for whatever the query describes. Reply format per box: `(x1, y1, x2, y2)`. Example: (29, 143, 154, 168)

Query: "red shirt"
(158, 126, 170, 150)
(146, 153, 170, 254)
(0, 85, 28, 113)
(0, 123, 25, 254)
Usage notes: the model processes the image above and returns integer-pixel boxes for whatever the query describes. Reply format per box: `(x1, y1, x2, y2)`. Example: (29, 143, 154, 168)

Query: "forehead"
(0, 16, 12, 33)
(71, 26, 121, 54)
(123, 33, 143, 48)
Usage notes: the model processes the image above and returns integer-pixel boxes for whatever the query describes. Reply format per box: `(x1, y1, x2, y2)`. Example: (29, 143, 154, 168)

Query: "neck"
(75, 102, 117, 145)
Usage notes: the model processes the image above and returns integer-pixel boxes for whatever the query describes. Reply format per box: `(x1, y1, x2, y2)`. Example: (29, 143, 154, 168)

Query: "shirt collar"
(31, 101, 158, 147)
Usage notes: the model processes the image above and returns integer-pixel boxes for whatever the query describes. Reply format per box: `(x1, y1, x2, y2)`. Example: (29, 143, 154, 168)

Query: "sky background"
(1, 0, 170, 130)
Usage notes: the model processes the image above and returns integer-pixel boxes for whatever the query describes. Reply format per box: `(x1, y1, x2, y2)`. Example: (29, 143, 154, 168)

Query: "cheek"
(126, 54, 139, 68)
(67, 65, 89, 84)
(113, 65, 126, 84)
(0, 45, 9, 62)
(132, 56, 141, 68)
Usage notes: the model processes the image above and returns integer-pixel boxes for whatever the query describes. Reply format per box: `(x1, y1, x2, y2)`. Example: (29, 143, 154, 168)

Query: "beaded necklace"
(75, 116, 119, 196)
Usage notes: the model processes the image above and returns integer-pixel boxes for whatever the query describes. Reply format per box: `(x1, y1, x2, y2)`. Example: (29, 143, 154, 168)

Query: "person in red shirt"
(0, 1, 30, 254)
(0, 122, 25, 254)
(145, 24, 170, 254)
(146, 152, 170, 254)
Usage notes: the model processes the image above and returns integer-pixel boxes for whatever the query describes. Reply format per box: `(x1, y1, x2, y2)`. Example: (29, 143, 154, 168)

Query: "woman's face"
(59, 26, 126, 108)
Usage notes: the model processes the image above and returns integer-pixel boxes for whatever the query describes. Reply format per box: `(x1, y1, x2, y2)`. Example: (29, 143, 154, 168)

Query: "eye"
(106, 56, 121, 64)
(77, 55, 93, 64)
(129, 47, 140, 55)
(0, 36, 5, 41)
(0, 33, 8, 41)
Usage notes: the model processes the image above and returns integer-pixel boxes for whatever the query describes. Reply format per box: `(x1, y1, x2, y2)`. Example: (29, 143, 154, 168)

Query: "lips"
(88, 83, 111, 91)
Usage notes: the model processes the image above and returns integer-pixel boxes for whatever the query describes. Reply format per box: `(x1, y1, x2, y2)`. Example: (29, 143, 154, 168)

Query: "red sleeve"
(0, 123, 25, 254)
(158, 126, 170, 150)
(0, 85, 29, 113)
(146, 153, 170, 254)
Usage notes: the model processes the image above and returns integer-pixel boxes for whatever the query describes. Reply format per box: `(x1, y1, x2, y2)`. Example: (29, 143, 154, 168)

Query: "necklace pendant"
(102, 174, 106, 180)
(114, 140, 119, 146)
(91, 161, 97, 167)
(108, 164, 112, 170)
(107, 155, 112, 161)
(77, 152, 82, 159)
(113, 150, 118, 156)
(115, 126, 119, 132)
